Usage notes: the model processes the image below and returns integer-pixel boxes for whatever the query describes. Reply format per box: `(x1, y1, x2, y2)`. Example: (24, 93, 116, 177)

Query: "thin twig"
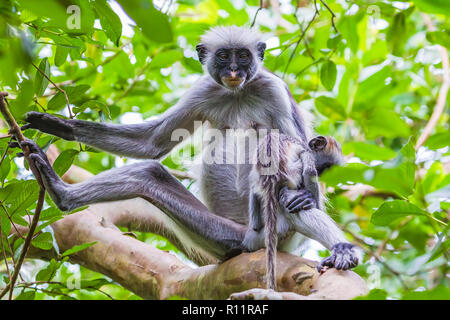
(415, 14, 450, 150)
(342, 225, 409, 290)
(319, 0, 338, 33)
(31, 62, 73, 118)
(282, 1, 319, 78)
(0, 223, 12, 285)
(0, 92, 46, 300)
(0, 202, 25, 239)
(251, 0, 264, 28)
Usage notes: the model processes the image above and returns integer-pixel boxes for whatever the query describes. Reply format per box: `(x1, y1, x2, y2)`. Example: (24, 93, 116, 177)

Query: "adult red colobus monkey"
(18, 26, 361, 277)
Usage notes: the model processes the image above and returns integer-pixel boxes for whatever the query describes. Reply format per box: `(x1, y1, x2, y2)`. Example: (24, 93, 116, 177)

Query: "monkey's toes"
(318, 243, 360, 271)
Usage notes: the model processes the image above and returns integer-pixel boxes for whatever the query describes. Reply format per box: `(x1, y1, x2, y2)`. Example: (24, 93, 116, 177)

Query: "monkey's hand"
(279, 186, 316, 214)
(10, 138, 69, 210)
(317, 243, 361, 272)
(22, 112, 75, 141)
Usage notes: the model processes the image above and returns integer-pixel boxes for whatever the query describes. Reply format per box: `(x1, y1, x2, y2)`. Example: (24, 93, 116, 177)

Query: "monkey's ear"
(309, 136, 327, 151)
(196, 43, 208, 64)
(256, 42, 266, 61)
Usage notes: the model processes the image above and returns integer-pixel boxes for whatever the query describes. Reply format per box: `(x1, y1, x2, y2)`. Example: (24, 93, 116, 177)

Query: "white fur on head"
(201, 26, 263, 56)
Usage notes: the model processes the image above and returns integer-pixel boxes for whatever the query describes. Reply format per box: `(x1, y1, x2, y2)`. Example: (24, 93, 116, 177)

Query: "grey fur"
(23, 26, 361, 269)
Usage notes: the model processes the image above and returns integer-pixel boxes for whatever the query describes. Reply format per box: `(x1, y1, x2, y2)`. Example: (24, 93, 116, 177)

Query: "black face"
(196, 42, 266, 90)
(208, 48, 255, 89)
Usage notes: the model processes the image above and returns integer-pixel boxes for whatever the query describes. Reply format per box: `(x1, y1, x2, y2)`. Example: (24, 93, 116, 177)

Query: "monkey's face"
(212, 48, 255, 89)
(196, 41, 266, 91)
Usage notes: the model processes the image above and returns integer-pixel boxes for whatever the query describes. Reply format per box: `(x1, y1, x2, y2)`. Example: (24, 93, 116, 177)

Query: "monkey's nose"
(230, 71, 237, 79)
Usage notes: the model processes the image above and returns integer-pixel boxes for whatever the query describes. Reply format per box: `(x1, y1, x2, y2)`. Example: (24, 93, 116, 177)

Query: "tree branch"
(415, 13, 449, 150)
(0, 92, 46, 300)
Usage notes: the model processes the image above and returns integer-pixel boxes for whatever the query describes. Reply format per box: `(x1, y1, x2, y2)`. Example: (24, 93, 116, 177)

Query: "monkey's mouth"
(222, 73, 244, 88)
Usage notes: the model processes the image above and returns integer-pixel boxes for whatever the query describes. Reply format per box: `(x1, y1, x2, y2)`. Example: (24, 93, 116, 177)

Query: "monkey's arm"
(23, 99, 201, 159)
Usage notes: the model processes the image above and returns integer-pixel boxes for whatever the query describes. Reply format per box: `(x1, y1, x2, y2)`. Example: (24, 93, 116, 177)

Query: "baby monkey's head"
(309, 136, 344, 175)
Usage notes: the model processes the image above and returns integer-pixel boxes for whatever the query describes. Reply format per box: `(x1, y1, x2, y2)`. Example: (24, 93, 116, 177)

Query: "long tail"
(263, 180, 278, 290)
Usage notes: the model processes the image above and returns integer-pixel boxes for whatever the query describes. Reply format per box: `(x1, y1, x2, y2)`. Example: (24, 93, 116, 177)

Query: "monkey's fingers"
(8, 141, 20, 149)
(20, 123, 33, 131)
(289, 199, 314, 213)
(317, 255, 336, 272)
(286, 192, 312, 210)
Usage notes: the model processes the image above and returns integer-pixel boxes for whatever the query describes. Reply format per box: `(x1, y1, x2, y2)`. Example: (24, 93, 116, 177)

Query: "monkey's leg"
(242, 192, 265, 251)
(19, 140, 246, 260)
(284, 208, 362, 271)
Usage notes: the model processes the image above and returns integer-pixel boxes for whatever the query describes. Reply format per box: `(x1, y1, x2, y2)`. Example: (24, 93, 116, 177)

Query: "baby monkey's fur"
(250, 133, 343, 290)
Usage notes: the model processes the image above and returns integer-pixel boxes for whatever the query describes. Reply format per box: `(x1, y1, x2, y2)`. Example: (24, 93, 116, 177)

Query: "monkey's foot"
(317, 243, 361, 272)
(229, 288, 283, 300)
(279, 187, 316, 213)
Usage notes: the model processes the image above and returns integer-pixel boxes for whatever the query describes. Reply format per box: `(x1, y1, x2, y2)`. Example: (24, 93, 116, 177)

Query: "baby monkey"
(243, 133, 352, 291)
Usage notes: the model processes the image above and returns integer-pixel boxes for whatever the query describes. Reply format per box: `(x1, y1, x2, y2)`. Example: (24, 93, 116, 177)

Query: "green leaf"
(355, 289, 388, 300)
(371, 200, 427, 226)
(93, 0, 122, 46)
(53, 149, 79, 176)
(402, 284, 450, 300)
(74, 100, 110, 119)
(342, 142, 396, 161)
(34, 217, 63, 234)
(339, 15, 360, 53)
(61, 241, 97, 258)
(15, 290, 36, 300)
(117, 0, 173, 43)
(320, 60, 337, 91)
(72, 0, 95, 36)
(315, 96, 346, 120)
(355, 66, 392, 106)
(54, 46, 69, 67)
(0, 180, 39, 216)
(364, 108, 410, 139)
(47, 85, 90, 110)
(34, 58, 50, 96)
(426, 31, 450, 48)
(424, 131, 450, 150)
(0, 156, 11, 184)
(0, 209, 11, 235)
(412, 0, 450, 17)
(150, 50, 182, 69)
(80, 278, 111, 290)
(17, 0, 67, 29)
(36, 259, 61, 281)
(31, 232, 54, 250)
(322, 139, 416, 198)
(387, 12, 407, 56)
(40, 207, 64, 221)
(10, 79, 34, 120)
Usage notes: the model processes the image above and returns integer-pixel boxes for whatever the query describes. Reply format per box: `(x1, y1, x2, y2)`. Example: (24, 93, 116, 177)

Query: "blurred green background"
(0, 0, 448, 300)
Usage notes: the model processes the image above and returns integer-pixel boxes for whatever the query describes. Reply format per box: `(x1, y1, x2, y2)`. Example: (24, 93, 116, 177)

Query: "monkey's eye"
(217, 52, 229, 60)
(239, 53, 249, 59)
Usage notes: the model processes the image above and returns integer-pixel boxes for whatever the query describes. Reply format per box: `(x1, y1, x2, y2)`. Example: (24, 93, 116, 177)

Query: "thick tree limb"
(7, 201, 366, 300)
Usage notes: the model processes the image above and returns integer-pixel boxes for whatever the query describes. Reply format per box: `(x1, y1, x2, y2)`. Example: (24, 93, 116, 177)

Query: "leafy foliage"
(0, 0, 448, 300)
